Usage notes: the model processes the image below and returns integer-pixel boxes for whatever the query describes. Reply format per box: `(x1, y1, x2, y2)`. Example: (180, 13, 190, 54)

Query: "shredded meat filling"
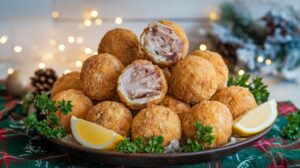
(145, 22, 184, 62)
(124, 65, 162, 100)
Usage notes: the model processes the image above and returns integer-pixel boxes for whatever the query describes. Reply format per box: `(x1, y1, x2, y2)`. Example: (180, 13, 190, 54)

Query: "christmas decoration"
(30, 68, 57, 94)
(5, 70, 30, 97)
(209, 2, 300, 83)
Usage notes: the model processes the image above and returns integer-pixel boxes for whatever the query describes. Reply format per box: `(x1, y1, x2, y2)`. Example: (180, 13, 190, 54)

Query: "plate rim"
(46, 123, 274, 158)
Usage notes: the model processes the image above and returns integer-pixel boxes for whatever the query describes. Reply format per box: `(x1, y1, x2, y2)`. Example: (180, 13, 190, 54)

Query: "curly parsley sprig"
(182, 122, 215, 152)
(26, 93, 73, 139)
(281, 111, 300, 140)
(116, 136, 164, 153)
(227, 73, 270, 104)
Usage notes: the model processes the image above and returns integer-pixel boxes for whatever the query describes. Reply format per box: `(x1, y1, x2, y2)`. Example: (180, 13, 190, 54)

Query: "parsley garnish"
(281, 111, 300, 140)
(227, 73, 269, 104)
(182, 122, 215, 152)
(116, 136, 164, 153)
(26, 93, 73, 139)
(57, 99, 73, 115)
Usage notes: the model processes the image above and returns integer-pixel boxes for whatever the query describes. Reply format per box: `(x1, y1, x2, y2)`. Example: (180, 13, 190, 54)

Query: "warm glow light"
(84, 48, 92, 55)
(76, 37, 84, 44)
(84, 19, 92, 27)
(49, 39, 56, 46)
(64, 69, 71, 74)
(238, 69, 245, 76)
(38, 62, 46, 69)
(75, 60, 83, 67)
(0, 35, 8, 44)
(115, 17, 123, 25)
(14, 46, 22, 53)
(209, 12, 219, 21)
(68, 36, 75, 43)
(257, 55, 264, 63)
(52, 11, 60, 18)
(58, 44, 65, 51)
(90, 10, 98, 18)
(7, 68, 14, 75)
(95, 18, 102, 26)
(199, 44, 207, 51)
(265, 59, 272, 65)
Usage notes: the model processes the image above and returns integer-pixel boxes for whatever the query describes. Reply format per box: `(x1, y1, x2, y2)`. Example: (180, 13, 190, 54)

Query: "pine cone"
(31, 68, 57, 94)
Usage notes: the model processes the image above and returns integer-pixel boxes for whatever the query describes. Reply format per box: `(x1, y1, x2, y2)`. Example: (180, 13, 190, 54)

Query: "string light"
(257, 55, 264, 63)
(199, 44, 207, 51)
(238, 69, 245, 76)
(76, 37, 84, 44)
(38, 62, 46, 69)
(7, 68, 14, 75)
(90, 10, 98, 18)
(95, 18, 102, 26)
(52, 11, 60, 18)
(265, 59, 272, 65)
(58, 44, 65, 51)
(68, 36, 75, 43)
(0, 35, 8, 44)
(14, 46, 22, 53)
(84, 48, 92, 55)
(64, 69, 71, 74)
(75, 60, 83, 67)
(84, 19, 92, 27)
(115, 17, 123, 25)
(209, 12, 219, 21)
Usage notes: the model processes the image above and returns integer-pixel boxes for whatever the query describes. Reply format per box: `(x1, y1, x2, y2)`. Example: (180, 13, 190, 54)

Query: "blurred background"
(0, 0, 300, 106)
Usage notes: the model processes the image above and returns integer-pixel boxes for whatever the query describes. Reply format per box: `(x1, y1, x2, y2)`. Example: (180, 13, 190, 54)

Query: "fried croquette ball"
(52, 89, 93, 132)
(140, 20, 189, 66)
(98, 28, 140, 66)
(85, 101, 132, 136)
(131, 105, 181, 146)
(192, 50, 228, 89)
(159, 95, 191, 120)
(182, 101, 233, 148)
(169, 55, 218, 104)
(51, 72, 82, 97)
(211, 86, 257, 119)
(81, 54, 124, 101)
(117, 60, 168, 110)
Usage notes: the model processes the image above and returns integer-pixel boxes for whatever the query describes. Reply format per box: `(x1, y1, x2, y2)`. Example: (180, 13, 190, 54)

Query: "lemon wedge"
(70, 116, 123, 150)
(233, 99, 278, 137)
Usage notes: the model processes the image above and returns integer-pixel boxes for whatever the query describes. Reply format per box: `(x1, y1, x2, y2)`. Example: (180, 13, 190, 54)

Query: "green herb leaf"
(26, 112, 66, 139)
(116, 136, 164, 153)
(34, 93, 57, 114)
(227, 73, 269, 104)
(281, 111, 300, 140)
(144, 136, 164, 153)
(57, 99, 73, 115)
(182, 122, 215, 152)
